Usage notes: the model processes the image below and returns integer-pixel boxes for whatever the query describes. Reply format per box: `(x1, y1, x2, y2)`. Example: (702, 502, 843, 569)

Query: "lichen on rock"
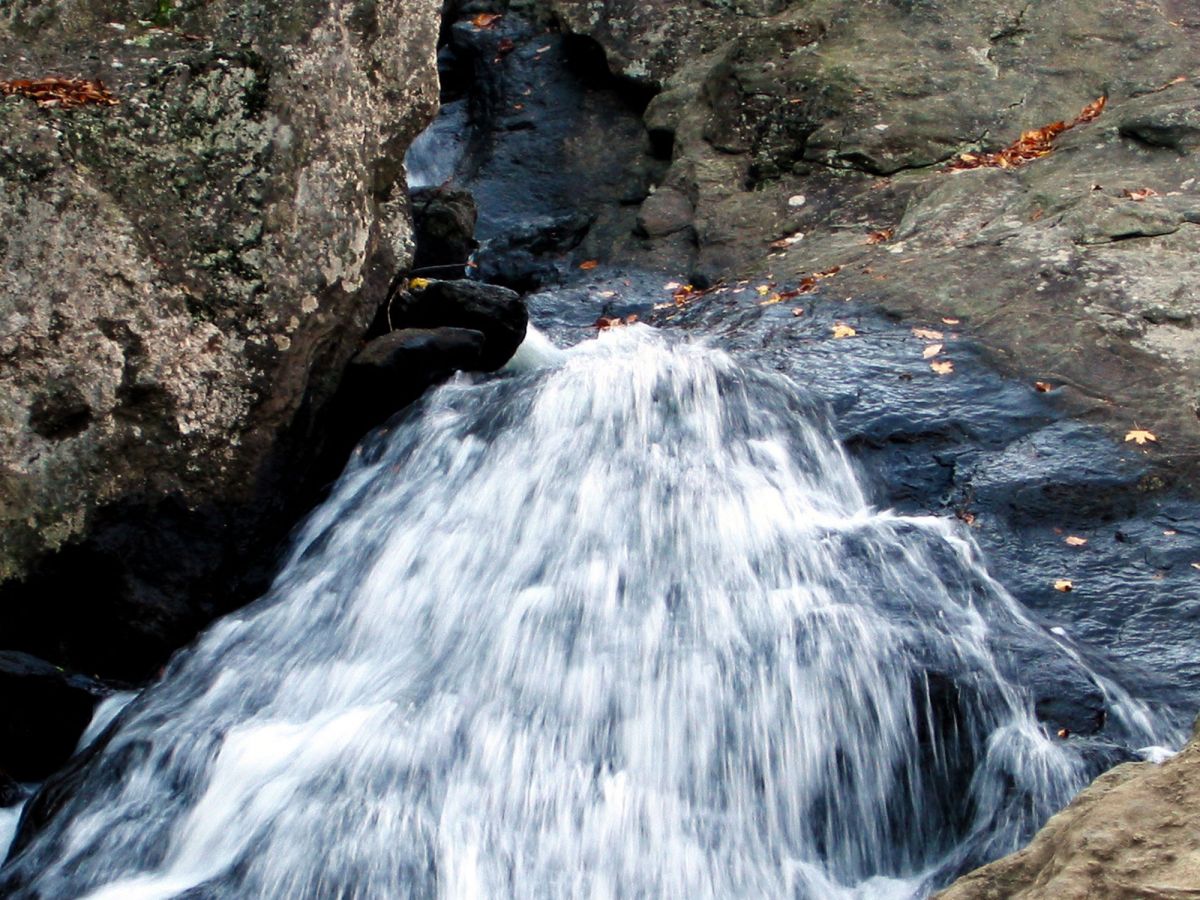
(0, 0, 439, 678)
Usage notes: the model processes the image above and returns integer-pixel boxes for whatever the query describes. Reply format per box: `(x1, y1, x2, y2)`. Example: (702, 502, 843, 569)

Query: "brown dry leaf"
(1034, 381, 1053, 393)
(1125, 429, 1157, 445)
(597, 290, 617, 299)
(956, 509, 976, 526)
(595, 314, 638, 331)
(1122, 187, 1160, 201)
(941, 317, 960, 325)
(815, 265, 842, 278)
(831, 323, 857, 339)
(578, 259, 599, 270)
(922, 343, 943, 359)
(930, 360, 954, 375)
(1, 76, 119, 108)
(912, 327, 944, 341)
(1054, 579, 1074, 592)
(1057, 728, 1070, 739)
(791, 307, 805, 317)
(470, 12, 503, 28)
(866, 228, 895, 245)
(947, 97, 1106, 171)
(1064, 536, 1088, 547)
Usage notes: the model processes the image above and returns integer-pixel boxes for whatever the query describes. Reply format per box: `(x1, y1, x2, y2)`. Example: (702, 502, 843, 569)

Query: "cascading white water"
(0, 327, 1171, 899)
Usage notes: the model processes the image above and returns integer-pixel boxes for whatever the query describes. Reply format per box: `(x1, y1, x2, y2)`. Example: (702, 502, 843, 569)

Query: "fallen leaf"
(930, 360, 954, 375)
(470, 12, 503, 28)
(1191, 562, 1200, 571)
(941, 317, 960, 325)
(1122, 187, 1159, 201)
(1054, 579, 1074, 592)
(594, 316, 622, 330)
(815, 265, 842, 278)
(579, 259, 599, 270)
(791, 307, 805, 317)
(494, 37, 516, 59)
(956, 509, 976, 526)
(0, 76, 119, 108)
(1057, 728, 1070, 739)
(408, 277, 430, 290)
(756, 284, 772, 295)
(759, 292, 783, 306)
(1163, 529, 1178, 536)
(1034, 381, 1053, 392)
(663, 281, 682, 291)
(597, 290, 617, 298)
(922, 343, 943, 359)
(866, 228, 895, 245)
(1125, 429, 1157, 445)
(912, 327, 944, 341)
(832, 323, 857, 339)
(947, 97, 1105, 171)
(1064, 536, 1088, 547)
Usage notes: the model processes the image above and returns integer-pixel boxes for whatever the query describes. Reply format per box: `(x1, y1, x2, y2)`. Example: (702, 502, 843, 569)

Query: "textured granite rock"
(0, 0, 440, 677)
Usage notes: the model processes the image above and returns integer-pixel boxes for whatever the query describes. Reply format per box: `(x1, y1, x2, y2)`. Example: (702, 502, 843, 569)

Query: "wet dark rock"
(475, 211, 597, 291)
(341, 328, 486, 429)
(411, 185, 478, 276)
(0, 652, 100, 782)
(390, 280, 528, 371)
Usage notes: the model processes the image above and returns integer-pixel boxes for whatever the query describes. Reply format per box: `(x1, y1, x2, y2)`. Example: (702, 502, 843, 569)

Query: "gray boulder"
(0, 0, 439, 677)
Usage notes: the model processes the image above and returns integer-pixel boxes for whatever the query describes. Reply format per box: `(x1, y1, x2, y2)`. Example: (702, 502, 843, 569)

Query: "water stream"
(0, 326, 1176, 898)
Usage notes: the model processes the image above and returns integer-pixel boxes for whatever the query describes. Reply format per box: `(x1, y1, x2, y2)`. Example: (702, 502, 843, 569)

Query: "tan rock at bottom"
(937, 726, 1200, 900)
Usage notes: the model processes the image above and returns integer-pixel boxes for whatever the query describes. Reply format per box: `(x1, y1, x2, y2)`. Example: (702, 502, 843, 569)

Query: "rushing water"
(0, 327, 1174, 898)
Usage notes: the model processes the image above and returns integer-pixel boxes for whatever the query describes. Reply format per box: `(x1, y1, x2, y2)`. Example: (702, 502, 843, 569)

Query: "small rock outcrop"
(0, 0, 440, 678)
(937, 725, 1200, 898)
(411, 186, 479, 276)
(390, 279, 528, 371)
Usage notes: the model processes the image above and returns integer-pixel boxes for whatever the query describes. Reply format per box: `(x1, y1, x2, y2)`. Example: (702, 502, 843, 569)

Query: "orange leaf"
(866, 228, 894, 245)
(470, 12, 503, 28)
(1034, 381, 1053, 392)
(578, 259, 599, 270)
(947, 97, 1105, 171)
(1122, 187, 1159, 201)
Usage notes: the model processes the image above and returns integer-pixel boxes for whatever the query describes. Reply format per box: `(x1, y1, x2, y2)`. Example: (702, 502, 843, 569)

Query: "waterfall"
(0, 326, 1170, 899)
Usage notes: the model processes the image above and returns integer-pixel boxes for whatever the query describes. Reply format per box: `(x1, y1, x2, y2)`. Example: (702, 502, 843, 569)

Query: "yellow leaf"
(755, 284, 772, 295)
(759, 293, 783, 306)
(912, 327, 944, 341)
(1064, 536, 1088, 547)
(1054, 579, 1074, 592)
(930, 360, 954, 375)
(1125, 429, 1157, 445)
(832, 323, 857, 339)
(922, 343, 943, 359)
(408, 277, 430, 290)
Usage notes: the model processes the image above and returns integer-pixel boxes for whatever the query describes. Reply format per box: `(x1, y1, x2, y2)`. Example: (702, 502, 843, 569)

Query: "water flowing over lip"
(1, 326, 1176, 899)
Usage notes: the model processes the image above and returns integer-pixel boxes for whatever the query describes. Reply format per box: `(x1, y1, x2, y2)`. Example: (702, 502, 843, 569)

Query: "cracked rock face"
(0, 0, 438, 678)
(546, 0, 1200, 479)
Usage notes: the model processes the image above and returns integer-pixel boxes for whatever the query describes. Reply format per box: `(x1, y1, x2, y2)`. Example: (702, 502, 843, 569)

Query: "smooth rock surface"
(0, 0, 439, 678)
(389, 279, 528, 371)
